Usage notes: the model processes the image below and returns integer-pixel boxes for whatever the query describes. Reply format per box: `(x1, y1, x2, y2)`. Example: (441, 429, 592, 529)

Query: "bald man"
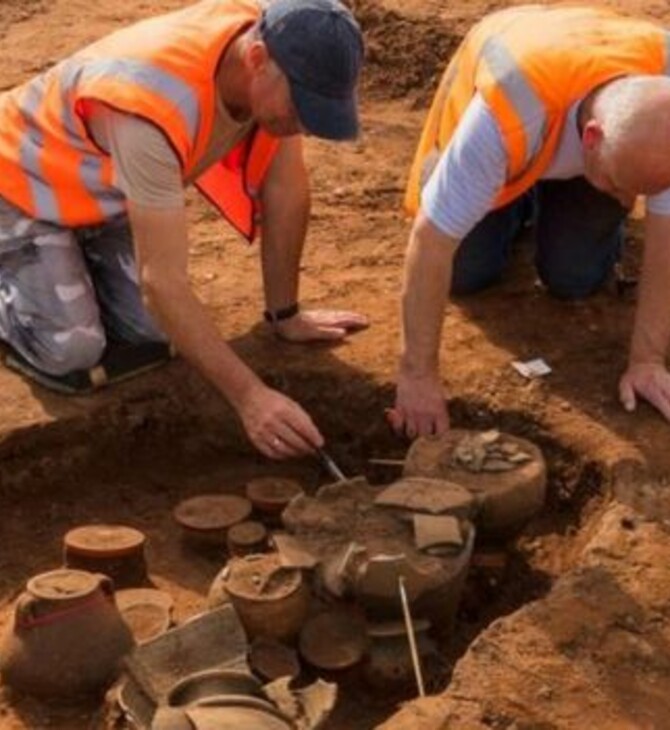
(392, 5, 670, 437)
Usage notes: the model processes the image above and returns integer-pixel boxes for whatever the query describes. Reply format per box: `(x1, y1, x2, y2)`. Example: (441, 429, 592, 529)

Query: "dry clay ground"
(3, 0, 670, 729)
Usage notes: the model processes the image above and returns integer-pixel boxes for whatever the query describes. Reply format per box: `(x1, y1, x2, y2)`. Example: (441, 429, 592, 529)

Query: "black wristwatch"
(263, 302, 300, 324)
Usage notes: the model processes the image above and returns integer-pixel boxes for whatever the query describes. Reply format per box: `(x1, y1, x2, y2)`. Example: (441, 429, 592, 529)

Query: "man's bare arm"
(128, 201, 323, 458)
(392, 210, 459, 437)
(619, 211, 670, 420)
(260, 136, 368, 341)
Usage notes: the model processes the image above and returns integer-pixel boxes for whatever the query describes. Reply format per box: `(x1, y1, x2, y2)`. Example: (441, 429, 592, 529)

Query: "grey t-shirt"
(87, 91, 254, 208)
(421, 92, 670, 239)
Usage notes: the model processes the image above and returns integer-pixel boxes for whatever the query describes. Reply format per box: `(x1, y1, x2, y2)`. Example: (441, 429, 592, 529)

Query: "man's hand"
(389, 370, 449, 439)
(274, 309, 369, 342)
(619, 362, 670, 421)
(238, 381, 325, 459)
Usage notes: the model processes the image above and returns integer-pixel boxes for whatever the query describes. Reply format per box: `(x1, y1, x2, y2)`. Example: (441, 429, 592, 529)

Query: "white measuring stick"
(399, 576, 426, 698)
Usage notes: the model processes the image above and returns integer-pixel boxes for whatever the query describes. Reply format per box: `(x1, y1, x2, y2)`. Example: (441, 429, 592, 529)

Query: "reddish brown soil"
(2, 1, 670, 729)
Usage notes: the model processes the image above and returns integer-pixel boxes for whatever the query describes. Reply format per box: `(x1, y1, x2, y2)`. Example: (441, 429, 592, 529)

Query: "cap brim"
(291, 83, 359, 141)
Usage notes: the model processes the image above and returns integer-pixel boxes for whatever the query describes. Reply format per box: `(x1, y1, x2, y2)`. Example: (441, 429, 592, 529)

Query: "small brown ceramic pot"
(63, 524, 148, 589)
(0, 569, 134, 699)
(249, 638, 301, 683)
(222, 554, 309, 642)
(299, 609, 368, 673)
(245, 478, 304, 517)
(226, 521, 268, 557)
(363, 619, 435, 693)
(115, 587, 174, 644)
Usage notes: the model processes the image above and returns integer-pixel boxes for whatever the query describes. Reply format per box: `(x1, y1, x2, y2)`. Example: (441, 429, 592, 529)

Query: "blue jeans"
(450, 177, 628, 299)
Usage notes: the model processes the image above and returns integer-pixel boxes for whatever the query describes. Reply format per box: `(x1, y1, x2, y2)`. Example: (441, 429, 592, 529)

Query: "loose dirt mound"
(353, 0, 460, 104)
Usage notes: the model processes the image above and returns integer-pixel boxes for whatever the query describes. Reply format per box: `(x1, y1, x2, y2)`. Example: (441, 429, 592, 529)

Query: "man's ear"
(582, 119, 604, 152)
(243, 40, 271, 74)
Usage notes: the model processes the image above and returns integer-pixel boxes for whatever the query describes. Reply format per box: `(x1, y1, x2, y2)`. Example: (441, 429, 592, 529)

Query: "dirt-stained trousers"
(0, 196, 165, 376)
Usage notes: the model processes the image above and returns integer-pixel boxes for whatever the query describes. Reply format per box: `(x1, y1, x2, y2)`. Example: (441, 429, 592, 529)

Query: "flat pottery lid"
(249, 638, 301, 681)
(64, 524, 146, 557)
(246, 477, 304, 511)
(174, 495, 252, 532)
(116, 588, 174, 643)
(224, 554, 302, 602)
(299, 610, 368, 671)
(375, 478, 474, 516)
(27, 569, 100, 601)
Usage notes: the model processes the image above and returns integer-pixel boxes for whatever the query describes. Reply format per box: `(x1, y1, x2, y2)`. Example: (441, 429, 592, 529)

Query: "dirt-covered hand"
(390, 371, 449, 439)
(274, 309, 369, 343)
(619, 362, 670, 421)
(238, 383, 324, 458)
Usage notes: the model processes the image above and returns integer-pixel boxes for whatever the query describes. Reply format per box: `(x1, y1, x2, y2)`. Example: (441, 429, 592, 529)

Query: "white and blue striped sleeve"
(420, 93, 507, 240)
(645, 189, 670, 217)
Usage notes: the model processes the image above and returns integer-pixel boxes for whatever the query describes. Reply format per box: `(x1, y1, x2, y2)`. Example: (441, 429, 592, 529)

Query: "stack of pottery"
(0, 569, 134, 700)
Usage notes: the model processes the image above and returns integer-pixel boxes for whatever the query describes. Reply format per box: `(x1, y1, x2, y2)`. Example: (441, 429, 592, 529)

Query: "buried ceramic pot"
(363, 618, 436, 692)
(63, 524, 149, 589)
(222, 554, 309, 642)
(0, 569, 134, 699)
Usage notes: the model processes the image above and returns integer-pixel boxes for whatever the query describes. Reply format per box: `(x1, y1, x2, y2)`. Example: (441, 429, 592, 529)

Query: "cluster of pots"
(0, 429, 547, 718)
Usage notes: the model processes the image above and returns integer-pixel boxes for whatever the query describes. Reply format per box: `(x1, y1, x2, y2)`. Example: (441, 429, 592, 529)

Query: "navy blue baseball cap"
(260, 0, 364, 140)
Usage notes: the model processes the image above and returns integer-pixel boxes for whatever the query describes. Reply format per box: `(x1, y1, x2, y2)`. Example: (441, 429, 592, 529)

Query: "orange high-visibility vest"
(405, 5, 670, 216)
(0, 0, 279, 240)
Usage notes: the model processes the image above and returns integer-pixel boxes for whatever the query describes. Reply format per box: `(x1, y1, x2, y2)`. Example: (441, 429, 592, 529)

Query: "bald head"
(582, 76, 670, 204)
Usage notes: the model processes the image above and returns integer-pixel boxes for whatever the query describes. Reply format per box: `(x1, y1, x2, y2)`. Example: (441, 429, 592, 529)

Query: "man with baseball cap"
(0, 0, 366, 458)
(261, 0, 362, 140)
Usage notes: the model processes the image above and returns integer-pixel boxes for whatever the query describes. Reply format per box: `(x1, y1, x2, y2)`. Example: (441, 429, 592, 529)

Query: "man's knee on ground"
(37, 326, 106, 375)
(450, 270, 503, 297)
(537, 266, 605, 300)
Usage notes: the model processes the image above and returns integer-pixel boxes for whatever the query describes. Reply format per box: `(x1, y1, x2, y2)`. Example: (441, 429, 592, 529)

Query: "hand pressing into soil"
(238, 382, 324, 459)
(389, 370, 449, 439)
(619, 362, 670, 421)
(274, 309, 369, 343)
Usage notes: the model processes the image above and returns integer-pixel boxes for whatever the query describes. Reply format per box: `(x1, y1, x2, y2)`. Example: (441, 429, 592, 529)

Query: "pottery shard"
(481, 458, 516, 473)
(374, 477, 475, 517)
(272, 533, 319, 570)
(413, 514, 464, 552)
(478, 429, 501, 445)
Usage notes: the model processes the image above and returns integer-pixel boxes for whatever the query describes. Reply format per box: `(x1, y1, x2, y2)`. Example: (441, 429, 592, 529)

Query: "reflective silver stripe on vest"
(480, 36, 547, 171)
(665, 32, 670, 75)
(77, 59, 201, 144)
(79, 157, 126, 218)
(18, 74, 60, 221)
(16, 57, 201, 222)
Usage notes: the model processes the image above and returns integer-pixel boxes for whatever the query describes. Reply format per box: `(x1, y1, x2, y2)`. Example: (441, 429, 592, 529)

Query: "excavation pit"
(0, 384, 604, 730)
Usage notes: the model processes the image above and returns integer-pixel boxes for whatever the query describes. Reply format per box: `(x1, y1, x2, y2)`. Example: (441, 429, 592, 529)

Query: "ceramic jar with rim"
(222, 554, 309, 642)
(0, 569, 134, 699)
